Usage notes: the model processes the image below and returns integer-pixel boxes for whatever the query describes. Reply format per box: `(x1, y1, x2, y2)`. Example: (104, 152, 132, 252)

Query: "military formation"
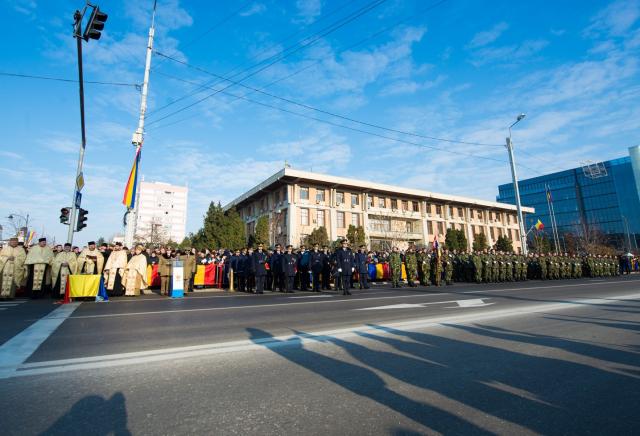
(402, 248, 622, 286)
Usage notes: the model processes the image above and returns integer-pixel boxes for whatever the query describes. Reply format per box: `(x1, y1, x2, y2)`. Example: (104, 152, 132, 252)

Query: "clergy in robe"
(52, 243, 78, 297)
(103, 242, 128, 296)
(77, 241, 104, 275)
(122, 245, 148, 297)
(24, 237, 55, 299)
(0, 238, 27, 300)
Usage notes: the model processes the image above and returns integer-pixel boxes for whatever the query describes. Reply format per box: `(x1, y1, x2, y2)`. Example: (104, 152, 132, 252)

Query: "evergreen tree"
(445, 229, 468, 251)
(305, 226, 330, 247)
(254, 216, 270, 246)
(457, 229, 468, 252)
(346, 225, 366, 247)
(196, 202, 246, 250)
(472, 233, 488, 252)
(494, 235, 514, 252)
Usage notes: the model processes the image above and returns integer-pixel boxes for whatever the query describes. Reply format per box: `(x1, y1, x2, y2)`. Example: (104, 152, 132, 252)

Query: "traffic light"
(83, 7, 108, 41)
(60, 207, 70, 224)
(76, 208, 88, 232)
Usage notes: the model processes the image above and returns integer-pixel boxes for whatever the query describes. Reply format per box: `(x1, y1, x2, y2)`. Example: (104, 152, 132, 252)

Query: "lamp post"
(506, 113, 528, 255)
(6, 213, 30, 238)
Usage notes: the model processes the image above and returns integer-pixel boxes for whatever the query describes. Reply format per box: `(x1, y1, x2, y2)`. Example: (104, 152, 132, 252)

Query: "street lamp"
(506, 113, 528, 255)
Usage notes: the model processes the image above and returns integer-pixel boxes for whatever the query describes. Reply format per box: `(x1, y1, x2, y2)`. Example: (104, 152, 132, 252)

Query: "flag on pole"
(535, 219, 544, 231)
(26, 230, 36, 245)
(122, 147, 141, 209)
(432, 235, 439, 251)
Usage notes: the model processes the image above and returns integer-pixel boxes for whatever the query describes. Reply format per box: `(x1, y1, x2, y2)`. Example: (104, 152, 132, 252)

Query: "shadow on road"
(40, 392, 130, 436)
(247, 317, 640, 434)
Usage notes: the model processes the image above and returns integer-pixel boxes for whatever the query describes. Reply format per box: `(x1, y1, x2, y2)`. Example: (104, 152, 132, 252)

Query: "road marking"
(10, 292, 640, 379)
(68, 278, 639, 319)
(455, 299, 493, 308)
(356, 299, 493, 311)
(0, 303, 80, 379)
(288, 294, 333, 299)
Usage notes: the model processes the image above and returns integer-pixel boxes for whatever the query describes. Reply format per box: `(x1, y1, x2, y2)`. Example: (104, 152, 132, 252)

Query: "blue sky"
(1, 0, 639, 245)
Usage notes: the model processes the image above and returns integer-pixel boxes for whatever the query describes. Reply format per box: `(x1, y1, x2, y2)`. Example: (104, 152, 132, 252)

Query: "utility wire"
(154, 59, 502, 147)
(148, 71, 549, 176)
(0, 71, 140, 88)
(149, 0, 360, 115)
(146, 0, 389, 125)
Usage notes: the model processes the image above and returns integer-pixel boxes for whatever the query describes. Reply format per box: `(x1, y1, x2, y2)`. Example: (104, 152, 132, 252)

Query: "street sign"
(76, 172, 85, 191)
(75, 191, 82, 209)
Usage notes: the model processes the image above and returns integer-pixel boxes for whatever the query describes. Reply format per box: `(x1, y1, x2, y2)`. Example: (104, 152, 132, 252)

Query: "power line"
(0, 71, 140, 88)
(146, 0, 389, 125)
(154, 60, 502, 147)
(149, 0, 361, 115)
(146, 72, 548, 176)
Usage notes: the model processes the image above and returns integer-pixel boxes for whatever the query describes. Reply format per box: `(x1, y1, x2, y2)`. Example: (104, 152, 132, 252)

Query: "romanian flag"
(432, 235, 439, 251)
(26, 230, 36, 245)
(535, 219, 544, 231)
(122, 147, 141, 209)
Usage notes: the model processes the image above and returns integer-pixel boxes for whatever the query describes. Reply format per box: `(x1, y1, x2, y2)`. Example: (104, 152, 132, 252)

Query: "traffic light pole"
(68, 21, 87, 245)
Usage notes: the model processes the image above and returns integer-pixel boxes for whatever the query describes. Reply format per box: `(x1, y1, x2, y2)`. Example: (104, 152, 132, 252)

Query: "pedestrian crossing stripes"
(0, 299, 28, 310)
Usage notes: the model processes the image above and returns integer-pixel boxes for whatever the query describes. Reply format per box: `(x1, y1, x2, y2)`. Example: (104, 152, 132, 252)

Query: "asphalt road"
(1, 277, 639, 435)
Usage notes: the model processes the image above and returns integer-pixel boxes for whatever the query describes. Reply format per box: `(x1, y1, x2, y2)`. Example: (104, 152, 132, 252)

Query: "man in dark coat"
(297, 245, 310, 292)
(335, 239, 355, 296)
(237, 248, 248, 292)
(354, 245, 370, 290)
(246, 247, 256, 292)
(282, 245, 298, 293)
(270, 244, 284, 292)
(310, 243, 325, 292)
(322, 246, 332, 290)
(253, 243, 268, 294)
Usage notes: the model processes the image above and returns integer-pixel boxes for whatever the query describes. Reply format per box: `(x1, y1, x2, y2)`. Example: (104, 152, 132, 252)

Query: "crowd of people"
(0, 236, 636, 301)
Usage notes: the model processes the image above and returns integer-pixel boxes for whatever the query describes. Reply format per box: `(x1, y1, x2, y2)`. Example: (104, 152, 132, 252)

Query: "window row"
(300, 208, 360, 228)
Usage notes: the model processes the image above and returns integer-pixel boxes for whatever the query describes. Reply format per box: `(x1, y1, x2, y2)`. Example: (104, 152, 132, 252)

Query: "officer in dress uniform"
(252, 243, 268, 294)
(282, 245, 298, 293)
(336, 240, 355, 296)
(354, 245, 370, 290)
(310, 243, 325, 292)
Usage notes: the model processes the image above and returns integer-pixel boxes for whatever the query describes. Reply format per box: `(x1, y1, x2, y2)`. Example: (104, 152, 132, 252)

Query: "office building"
(496, 145, 640, 251)
(224, 168, 533, 252)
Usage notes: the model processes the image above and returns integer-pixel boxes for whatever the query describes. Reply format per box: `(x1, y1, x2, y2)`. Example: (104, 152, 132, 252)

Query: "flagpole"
(124, 0, 156, 248)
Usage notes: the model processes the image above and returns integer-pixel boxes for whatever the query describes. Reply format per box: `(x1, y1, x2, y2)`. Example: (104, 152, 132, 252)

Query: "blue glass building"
(497, 146, 640, 251)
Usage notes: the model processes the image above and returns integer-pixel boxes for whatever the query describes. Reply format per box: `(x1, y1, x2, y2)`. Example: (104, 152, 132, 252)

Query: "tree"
(305, 226, 329, 247)
(254, 215, 270, 246)
(96, 236, 106, 246)
(494, 235, 514, 252)
(472, 233, 488, 252)
(178, 235, 192, 250)
(445, 229, 468, 251)
(195, 202, 246, 250)
(346, 225, 366, 247)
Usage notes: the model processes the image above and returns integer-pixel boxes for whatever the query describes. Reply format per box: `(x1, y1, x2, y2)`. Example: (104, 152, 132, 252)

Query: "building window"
(367, 195, 373, 209)
(275, 190, 280, 204)
(316, 189, 325, 202)
(490, 227, 495, 239)
(317, 210, 325, 227)
(301, 208, 309, 226)
(437, 222, 444, 234)
(401, 200, 408, 211)
(427, 221, 433, 235)
(370, 218, 390, 232)
(412, 201, 419, 212)
(300, 186, 309, 200)
(351, 193, 359, 207)
(351, 213, 359, 226)
(477, 210, 483, 220)
(406, 221, 413, 233)
(337, 211, 345, 228)
(458, 207, 463, 218)
(436, 205, 442, 216)
(336, 191, 345, 205)
(378, 197, 385, 208)
(391, 199, 398, 209)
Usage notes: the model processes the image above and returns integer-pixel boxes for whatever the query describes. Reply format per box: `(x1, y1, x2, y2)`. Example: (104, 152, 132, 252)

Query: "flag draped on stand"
(535, 219, 544, 231)
(122, 148, 141, 209)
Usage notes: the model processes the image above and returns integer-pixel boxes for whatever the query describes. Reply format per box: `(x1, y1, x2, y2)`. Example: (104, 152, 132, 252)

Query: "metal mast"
(124, 0, 157, 247)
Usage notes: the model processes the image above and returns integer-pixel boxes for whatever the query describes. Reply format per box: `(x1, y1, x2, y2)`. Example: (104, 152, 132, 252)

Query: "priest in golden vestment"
(24, 237, 55, 298)
(122, 245, 148, 296)
(103, 242, 128, 297)
(77, 241, 104, 275)
(52, 243, 78, 297)
(0, 238, 27, 300)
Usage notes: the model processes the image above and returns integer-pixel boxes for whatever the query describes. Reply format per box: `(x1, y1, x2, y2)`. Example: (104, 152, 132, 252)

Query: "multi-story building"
(224, 168, 533, 252)
(135, 181, 188, 244)
(497, 145, 640, 251)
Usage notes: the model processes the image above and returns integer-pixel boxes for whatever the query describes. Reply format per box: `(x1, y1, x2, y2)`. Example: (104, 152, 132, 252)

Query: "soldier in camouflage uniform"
(432, 249, 443, 286)
(505, 253, 514, 282)
(389, 247, 403, 288)
(443, 248, 454, 285)
(482, 251, 491, 283)
(404, 246, 418, 287)
(421, 250, 431, 286)
(471, 251, 483, 283)
(539, 254, 548, 279)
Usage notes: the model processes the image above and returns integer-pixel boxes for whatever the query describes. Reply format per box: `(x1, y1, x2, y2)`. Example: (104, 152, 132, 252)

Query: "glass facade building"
(497, 146, 640, 251)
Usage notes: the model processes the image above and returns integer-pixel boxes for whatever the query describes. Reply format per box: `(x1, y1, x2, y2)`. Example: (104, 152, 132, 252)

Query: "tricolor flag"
(535, 219, 544, 231)
(122, 148, 141, 209)
(432, 235, 439, 251)
(26, 230, 36, 245)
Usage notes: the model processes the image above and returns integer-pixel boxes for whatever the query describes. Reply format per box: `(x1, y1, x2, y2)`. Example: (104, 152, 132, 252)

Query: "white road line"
(288, 295, 333, 299)
(0, 303, 80, 379)
(10, 292, 640, 379)
(69, 279, 639, 319)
